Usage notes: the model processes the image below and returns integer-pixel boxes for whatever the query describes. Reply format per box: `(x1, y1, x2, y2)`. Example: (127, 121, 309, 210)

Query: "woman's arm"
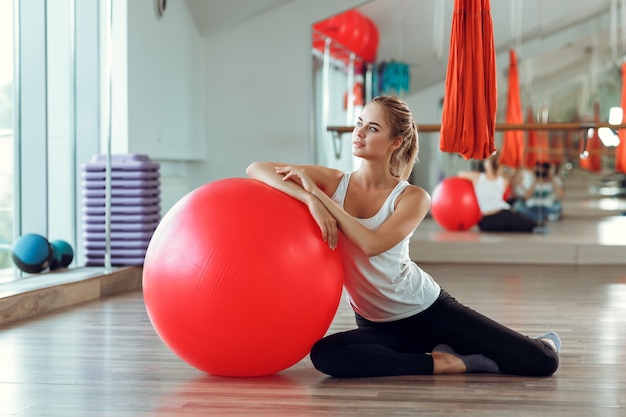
(277, 166, 431, 257)
(246, 161, 343, 249)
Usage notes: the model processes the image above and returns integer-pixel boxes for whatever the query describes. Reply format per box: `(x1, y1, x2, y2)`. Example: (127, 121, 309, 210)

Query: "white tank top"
(331, 172, 441, 322)
(474, 173, 510, 214)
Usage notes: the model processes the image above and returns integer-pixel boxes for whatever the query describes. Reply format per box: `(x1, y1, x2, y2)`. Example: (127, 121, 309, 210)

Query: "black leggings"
(478, 209, 536, 232)
(310, 290, 558, 378)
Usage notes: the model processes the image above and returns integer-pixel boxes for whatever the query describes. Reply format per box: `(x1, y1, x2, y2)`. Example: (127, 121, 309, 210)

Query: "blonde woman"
(247, 96, 559, 378)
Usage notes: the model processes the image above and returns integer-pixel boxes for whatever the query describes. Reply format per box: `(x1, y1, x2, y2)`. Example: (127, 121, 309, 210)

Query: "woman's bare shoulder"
(397, 183, 431, 208)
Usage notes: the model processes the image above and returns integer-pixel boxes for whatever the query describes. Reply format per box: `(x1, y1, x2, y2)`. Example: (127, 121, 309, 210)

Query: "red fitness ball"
(143, 178, 344, 377)
(431, 177, 482, 231)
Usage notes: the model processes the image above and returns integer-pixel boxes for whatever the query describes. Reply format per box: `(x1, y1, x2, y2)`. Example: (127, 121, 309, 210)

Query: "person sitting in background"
(506, 167, 535, 206)
(513, 162, 564, 224)
(459, 154, 537, 233)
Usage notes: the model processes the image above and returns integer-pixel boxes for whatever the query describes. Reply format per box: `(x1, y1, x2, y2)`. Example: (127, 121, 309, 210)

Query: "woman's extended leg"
(310, 297, 501, 378)
(311, 290, 558, 378)
(425, 291, 559, 376)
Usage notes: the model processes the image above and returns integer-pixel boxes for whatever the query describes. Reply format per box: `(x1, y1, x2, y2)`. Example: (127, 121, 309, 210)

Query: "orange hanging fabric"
(440, 0, 497, 160)
(579, 102, 603, 172)
(499, 49, 524, 168)
(616, 63, 626, 174)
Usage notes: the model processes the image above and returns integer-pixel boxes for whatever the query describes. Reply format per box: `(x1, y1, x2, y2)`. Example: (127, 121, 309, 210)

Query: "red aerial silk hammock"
(579, 101, 603, 172)
(523, 107, 550, 168)
(499, 49, 524, 168)
(616, 63, 626, 174)
(440, 0, 497, 160)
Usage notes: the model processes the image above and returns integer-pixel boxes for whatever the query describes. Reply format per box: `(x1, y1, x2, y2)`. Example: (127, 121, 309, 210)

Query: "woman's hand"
(275, 166, 337, 250)
(276, 166, 319, 194)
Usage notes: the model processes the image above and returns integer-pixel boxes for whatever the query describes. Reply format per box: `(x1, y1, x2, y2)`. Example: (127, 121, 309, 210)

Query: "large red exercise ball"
(430, 177, 482, 231)
(353, 15, 379, 63)
(313, 13, 344, 40)
(143, 178, 344, 377)
(312, 10, 379, 63)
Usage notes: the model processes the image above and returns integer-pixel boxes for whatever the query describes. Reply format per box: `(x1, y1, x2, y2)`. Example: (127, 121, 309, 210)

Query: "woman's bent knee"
(310, 339, 335, 376)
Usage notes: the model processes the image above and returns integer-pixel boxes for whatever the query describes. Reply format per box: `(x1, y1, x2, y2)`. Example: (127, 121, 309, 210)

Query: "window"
(0, 0, 15, 282)
(1, 0, 98, 285)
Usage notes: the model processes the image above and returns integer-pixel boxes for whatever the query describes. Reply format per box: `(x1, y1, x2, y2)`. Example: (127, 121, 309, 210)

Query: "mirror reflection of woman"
(458, 155, 537, 232)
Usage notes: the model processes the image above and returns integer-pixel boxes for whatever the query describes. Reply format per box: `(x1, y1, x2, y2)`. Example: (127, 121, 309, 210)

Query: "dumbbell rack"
(81, 154, 161, 267)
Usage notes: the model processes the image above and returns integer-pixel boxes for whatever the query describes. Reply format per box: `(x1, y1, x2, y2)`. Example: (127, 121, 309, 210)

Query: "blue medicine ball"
(12, 233, 53, 273)
(50, 239, 74, 270)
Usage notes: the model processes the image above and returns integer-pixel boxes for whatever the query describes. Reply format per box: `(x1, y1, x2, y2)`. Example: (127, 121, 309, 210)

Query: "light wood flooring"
(1, 262, 625, 416)
(1, 169, 625, 416)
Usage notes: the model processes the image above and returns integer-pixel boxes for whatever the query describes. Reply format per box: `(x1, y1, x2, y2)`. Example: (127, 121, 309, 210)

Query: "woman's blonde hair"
(371, 96, 419, 181)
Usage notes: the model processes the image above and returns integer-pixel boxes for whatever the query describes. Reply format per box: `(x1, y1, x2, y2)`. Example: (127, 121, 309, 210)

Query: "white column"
(17, 0, 48, 236)
(74, 0, 101, 266)
(46, 0, 76, 248)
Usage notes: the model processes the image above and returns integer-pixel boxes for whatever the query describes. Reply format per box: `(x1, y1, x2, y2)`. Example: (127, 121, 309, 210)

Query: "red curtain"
(440, 0, 497, 160)
(616, 63, 626, 173)
(579, 102, 603, 172)
(499, 49, 524, 168)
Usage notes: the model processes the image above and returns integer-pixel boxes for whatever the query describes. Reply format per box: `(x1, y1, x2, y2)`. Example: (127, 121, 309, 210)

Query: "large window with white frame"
(0, 0, 102, 285)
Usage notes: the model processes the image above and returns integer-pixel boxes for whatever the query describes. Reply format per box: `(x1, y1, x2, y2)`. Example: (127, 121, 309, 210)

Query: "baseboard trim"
(0, 267, 143, 326)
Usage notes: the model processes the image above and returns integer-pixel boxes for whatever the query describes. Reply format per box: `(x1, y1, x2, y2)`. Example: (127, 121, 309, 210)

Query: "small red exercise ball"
(143, 178, 344, 377)
(430, 177, 482, 231)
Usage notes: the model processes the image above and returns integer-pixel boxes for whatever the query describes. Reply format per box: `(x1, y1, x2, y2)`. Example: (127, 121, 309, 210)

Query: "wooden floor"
(1, 262, 626, 416)
(1, 169, 625, 416)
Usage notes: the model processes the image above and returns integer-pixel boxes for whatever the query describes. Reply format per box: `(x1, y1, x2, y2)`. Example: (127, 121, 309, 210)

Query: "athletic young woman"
(246, 96, 560, 378)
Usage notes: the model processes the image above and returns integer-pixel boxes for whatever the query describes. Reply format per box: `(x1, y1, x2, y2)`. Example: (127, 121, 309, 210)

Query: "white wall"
(114, 0, 207, 213)
(115, 0, 365, 214)
(187, 0, 366, 191)
(127, 0, 205, 161)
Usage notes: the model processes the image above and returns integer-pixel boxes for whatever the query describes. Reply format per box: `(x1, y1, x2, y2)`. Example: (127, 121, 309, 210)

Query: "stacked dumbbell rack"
(81, 154, 161, 267)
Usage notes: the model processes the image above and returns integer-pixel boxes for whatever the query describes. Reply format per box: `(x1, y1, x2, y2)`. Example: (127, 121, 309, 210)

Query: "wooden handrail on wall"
(328, 122, 626, 134)
(326, 122, 626, 159)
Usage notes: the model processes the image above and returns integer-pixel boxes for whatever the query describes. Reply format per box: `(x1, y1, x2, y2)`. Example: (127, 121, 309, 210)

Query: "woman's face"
(352, 103, 397, 158)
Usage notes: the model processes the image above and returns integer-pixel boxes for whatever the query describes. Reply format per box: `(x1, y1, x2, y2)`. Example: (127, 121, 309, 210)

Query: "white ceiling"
(184, 0, 295, 36)
(185, 0, 623, 118)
